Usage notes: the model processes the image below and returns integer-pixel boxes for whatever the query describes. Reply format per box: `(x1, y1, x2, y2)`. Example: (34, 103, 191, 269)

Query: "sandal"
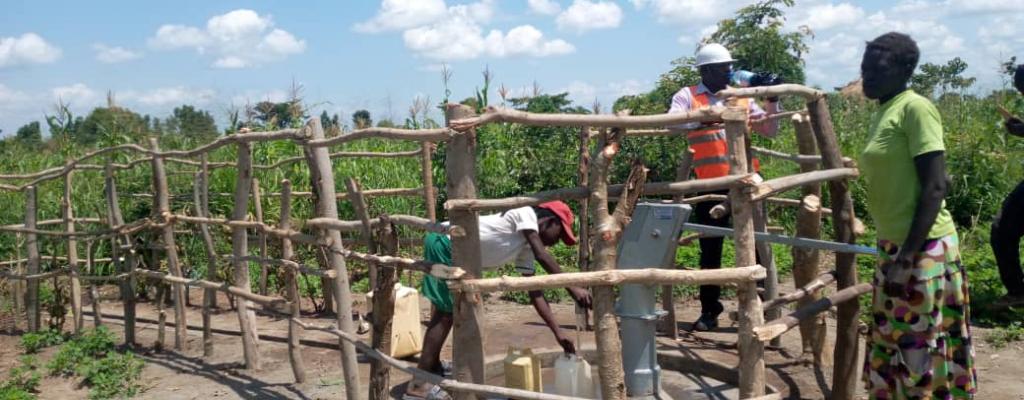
(404, 383, 452, 400)
(689, 314, 719, 332)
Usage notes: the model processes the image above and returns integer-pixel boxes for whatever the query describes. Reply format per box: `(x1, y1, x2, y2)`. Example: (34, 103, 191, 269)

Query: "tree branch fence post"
(662, 146, 694, 339)
(194, 161, 218, 357)
(446, 104, 487, 398)
(421, 143, 437, 222)
(724, 105, 765, 398)
(279, 179, 306, 383)
(63, 162, 83, 333)
(369, 216, 400, 400)
(150, 137, 187, 350)
(303, 118, 362, 399)
(345, 177, 378, 290)
(105, 162, 135, 345)
(808, 97, 861, 400)
(252, 178, 270, 296)
(25, 186, 40, 333)
(577, 126, 592, 331)
(791, 114, 829, 366)
(231, 140, 262, 370)
(86, 241, 103, 328)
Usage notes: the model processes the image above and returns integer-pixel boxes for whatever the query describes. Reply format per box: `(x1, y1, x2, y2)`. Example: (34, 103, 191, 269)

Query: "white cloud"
(556, 0, 623, 33)
(630, 0, 750, 25)
(792, 2, 864, 32)
(93, 44, 142, 63)
(0, 33, 62, 67)
(148, 9, 306, 68)
(401, 1, 572, 60)
(0, 84, 32, 110)
(122, 87, 217, 106)
(945, 0, 1024, 13)
(52, 83, 99, 105)
(354, 0, 450, 33)
(528, 0, 562, 15)
(558, 79, 652, 106)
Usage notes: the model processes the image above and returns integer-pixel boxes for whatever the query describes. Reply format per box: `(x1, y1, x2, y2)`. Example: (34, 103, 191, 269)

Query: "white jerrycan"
(553, 353, 596, 398)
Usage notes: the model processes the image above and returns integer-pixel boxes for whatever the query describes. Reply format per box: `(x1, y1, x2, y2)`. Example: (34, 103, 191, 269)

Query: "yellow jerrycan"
(504, 347, 543, 393)
(366, 283, 423, 358)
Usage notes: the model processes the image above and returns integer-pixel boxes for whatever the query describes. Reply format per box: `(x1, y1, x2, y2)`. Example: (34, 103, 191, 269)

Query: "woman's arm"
(894, 151, 948, 265)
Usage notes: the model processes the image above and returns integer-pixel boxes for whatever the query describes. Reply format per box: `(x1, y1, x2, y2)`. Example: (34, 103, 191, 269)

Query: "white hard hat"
(695, 43, 735, 67)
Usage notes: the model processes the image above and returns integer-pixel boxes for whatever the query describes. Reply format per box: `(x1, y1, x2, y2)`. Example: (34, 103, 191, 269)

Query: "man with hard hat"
(669, 43, 782, 332)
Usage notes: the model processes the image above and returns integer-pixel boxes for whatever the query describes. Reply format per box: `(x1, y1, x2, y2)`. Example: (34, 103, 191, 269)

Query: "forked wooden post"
(105, 162, 135, 345)
(252, 178, 270, 296)
(302, 118, 361, 399)
(150, 138, 187, 350)
(808, 97, 861, 400)
(369, 217, 399, 400)
(63, 163, 83, 333)
(724, 105, 765, 398)
(345, 177, 378, 289)
(193, 167, 218, 357)
(421, 143, 437, 222)
(791, 114, 828, 366)
(231, 141, 262, 370)
(24, 186, 40, 332)
(279, 180, 306, 383)
(446, 104, 487, 397)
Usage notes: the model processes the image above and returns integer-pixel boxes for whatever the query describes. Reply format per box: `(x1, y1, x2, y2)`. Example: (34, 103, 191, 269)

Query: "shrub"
(78, 352, 144, 400)
(20, 329, 67, 354)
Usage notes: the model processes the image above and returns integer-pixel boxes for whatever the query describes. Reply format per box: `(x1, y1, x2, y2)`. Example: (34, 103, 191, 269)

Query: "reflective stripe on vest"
(685, 86, 759, 179)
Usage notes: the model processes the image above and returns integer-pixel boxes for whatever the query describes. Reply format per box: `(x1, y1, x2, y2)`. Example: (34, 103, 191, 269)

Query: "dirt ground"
(2, 285, 1023, 400)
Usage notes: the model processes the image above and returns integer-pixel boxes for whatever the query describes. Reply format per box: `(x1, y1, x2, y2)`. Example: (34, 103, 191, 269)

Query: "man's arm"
(751, 100, 781, 137)
(524, 231, 592, 308)
(528, 290, 575, 354)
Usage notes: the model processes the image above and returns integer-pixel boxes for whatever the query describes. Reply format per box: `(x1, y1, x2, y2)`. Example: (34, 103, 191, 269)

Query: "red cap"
(538, 201, 577, 246)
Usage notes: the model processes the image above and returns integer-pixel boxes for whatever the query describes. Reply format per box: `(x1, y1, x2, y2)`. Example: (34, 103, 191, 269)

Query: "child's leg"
(417, 307, 454, 375)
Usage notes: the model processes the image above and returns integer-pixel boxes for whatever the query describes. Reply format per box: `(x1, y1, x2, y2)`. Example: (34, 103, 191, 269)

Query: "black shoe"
(690, 314, 719, 332)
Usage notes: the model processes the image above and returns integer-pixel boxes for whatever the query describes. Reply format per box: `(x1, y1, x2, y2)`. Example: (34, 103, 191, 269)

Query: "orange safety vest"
(685, 86, 760, 179)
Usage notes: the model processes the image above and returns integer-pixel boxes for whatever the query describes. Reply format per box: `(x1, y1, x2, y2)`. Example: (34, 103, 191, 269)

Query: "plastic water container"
(365, 283, 423, 358)
(731, 70, 757, 87)
(504, 347, 543, 392)
(554, 353, 597, 398)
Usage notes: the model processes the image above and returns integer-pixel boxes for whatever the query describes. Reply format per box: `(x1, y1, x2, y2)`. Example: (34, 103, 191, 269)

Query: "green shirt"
(859, 89, 957, 244)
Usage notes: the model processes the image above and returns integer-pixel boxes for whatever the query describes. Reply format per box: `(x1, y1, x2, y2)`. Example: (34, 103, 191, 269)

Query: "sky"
(2, 0, 1023, 136)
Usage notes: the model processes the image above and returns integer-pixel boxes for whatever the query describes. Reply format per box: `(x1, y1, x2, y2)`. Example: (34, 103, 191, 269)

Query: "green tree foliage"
(252, 100, 305, 130)
(911, 57, 977, 98)
(163, 105, 218, 142)
(705, 0, 809, 84)
(352, 109, 372, 129)
(15, 122, 42, 145)
(76, 107, 151, 146)
(613, 57, 700, 115)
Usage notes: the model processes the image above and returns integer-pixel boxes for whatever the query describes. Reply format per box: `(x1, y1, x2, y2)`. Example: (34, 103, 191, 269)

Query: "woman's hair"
(866, 32, 920, 76)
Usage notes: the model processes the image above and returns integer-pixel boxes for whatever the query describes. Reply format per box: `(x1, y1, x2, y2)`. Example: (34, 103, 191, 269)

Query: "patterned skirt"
(864, 233, 977, 399)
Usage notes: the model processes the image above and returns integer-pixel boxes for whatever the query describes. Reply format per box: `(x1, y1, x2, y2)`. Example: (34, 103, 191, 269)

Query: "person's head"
(695, 43, 735, 93)
(1014, 64, 1024, 95)
(861, 32, 919, 101)
(533, 201, 578, 247)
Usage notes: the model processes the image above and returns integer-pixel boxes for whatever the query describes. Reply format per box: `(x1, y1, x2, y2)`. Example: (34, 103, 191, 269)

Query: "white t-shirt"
(668, 82, 766, 129)
(477, 206, 539, 275)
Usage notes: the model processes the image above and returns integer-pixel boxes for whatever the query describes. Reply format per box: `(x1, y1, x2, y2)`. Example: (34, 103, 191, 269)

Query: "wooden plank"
(446, 104, 487, 398)
(279, 180, 306, 383)
(150, 138, 187, 350)
(303, 118, 361, 399)
(231, 141, 262, 370)
(808, 97, 861, 400)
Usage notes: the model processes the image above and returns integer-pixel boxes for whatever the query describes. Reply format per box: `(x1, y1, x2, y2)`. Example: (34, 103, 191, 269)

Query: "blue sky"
(2, 0, 1023, 135)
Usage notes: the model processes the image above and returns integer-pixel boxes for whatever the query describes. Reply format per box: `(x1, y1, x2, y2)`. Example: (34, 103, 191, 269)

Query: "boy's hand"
(556, 334, 576, 354)
(568, 287, 592, 309)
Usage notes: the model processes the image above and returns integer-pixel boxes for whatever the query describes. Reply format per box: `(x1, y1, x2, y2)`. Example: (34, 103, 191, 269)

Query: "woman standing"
(858, 32, 977, 399)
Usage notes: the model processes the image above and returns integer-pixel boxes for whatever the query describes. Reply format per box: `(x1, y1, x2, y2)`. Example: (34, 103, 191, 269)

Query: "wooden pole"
(451, 265, 766, 293)
(12, 233, 24, 332)
(754, 283, 872, 343)
(369, 217, 399, 400)
(345, 177, 378, 290)
(252, 178, 270, 296)
(446, 104, 487, 397)
(724, 105, 765, 398)
(156, 282, 167, 349)
(279, 180, 306, 383)
(24, 186, 40, 332)
(231, 141, 262, 370)
(87, 242, 103, 327)
(808, 97, 860, 400)
(194, 168, 218, 357)
(105, 162, 135, 346)
(577, 127, 592, 331)
(200, 154, 218, 309)
(791, 114, 828, 366)
(302, 118, 361, 399)
(150, 138, 187, 350)
(63, 163, 84, 333)
(421, 143, 437, 222)
(662, 147, 694, 339)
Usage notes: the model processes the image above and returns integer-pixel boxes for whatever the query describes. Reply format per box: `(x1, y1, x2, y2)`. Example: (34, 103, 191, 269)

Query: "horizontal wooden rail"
(445, 174, 756, 211)
(0, 219, 154, 239)
(453, 105, 726, 130)
(752, 146, 854, 166)
(125, 187, 431, 201)
(305, 215, 462, 236)
(762, 270, 836, 311)
(717, 84, 826, 100)
(292, 319, 587, 400)
(226, 256, 336, 279)
(306, 127, 458, 147)
(753, 283, 871, 342)
(0, 256, 114, 266)
(134, 269, 289, 307)
(450, 265, 765, 293)
(750, 168, 859, 202)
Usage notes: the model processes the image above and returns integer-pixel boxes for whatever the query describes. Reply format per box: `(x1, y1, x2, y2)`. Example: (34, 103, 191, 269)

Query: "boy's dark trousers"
(993, 179, 1024, 296)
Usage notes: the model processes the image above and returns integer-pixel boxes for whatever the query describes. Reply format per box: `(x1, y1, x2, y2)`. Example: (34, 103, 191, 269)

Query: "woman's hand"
(883, 250, 915, 298)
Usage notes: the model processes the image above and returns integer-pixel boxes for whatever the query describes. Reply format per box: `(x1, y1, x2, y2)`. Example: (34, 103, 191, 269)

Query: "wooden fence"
(0, 83, 868, 400)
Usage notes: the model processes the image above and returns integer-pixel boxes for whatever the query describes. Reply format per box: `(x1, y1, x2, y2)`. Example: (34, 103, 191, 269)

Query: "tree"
(164, 105, 218, 142)
(352, 110, 372, 129)
(613, 57, 701, 115)
(911, 57, 977, 98)
(705, 0, 809, 84)
(15, 121, 42, 145)
(77, 106, 151, 145)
